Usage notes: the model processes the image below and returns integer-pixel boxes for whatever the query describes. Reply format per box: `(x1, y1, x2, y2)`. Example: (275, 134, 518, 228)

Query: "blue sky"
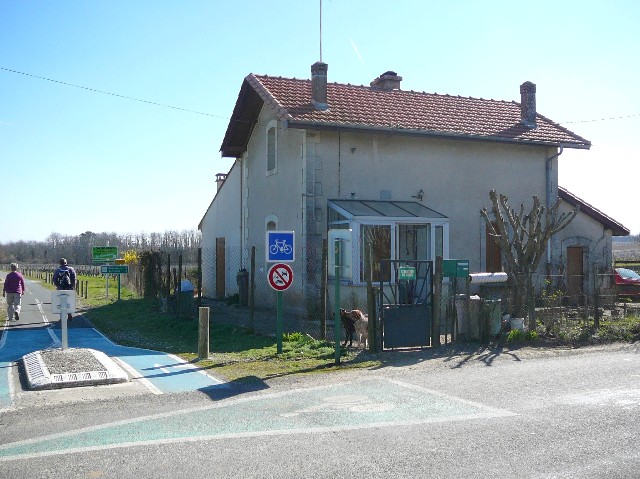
(1, 0, 639, 243)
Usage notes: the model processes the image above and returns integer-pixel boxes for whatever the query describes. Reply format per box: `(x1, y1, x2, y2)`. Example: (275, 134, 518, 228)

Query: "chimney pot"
(520, 81, 537, 128)
(370, 71, 402, 91)
(311, 61, 328, 110)
(215, 173, 227, 191)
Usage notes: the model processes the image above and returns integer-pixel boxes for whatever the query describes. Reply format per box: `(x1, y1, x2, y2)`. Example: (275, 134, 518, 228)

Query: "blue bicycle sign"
(266, 231, 295, 262)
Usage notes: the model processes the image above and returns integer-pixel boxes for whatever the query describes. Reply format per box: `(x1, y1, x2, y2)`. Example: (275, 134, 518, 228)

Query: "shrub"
(506, 329, 538, 343)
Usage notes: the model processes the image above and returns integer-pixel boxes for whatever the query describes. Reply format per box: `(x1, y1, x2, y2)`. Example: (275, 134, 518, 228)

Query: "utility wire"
(1, 66, 229, 120)
(560, 112, 640, 125)
(4, 66, 638, 126)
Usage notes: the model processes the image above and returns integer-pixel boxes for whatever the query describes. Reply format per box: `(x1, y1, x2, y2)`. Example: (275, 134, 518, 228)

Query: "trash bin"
(455, 294, 482, 341)
(179, 279, 195, 316)
(236, 269, 248, 306)
(483, 299, 502, 340)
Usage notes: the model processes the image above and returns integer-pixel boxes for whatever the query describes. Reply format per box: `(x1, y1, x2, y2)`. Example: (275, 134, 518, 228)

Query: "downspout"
(545, 145, 564, 274)
(239, 156, 244, 269)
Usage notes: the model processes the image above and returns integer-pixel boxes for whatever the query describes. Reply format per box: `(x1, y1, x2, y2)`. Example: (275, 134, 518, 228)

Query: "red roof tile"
(221, 73, 591, 156)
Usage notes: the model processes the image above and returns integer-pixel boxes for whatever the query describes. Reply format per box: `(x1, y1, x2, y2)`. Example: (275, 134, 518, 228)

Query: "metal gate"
(379, 260, 433, 349)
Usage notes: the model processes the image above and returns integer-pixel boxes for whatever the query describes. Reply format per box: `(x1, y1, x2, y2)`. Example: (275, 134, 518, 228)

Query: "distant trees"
(0, 229, 201, 265)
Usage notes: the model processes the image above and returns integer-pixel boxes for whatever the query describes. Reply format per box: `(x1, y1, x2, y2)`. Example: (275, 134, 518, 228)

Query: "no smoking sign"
(268, 263, 293, 291)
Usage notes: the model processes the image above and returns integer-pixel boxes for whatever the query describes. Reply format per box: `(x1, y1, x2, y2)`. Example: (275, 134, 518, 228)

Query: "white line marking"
(113, 357, 162, 396)
(154, 363, 171, 375)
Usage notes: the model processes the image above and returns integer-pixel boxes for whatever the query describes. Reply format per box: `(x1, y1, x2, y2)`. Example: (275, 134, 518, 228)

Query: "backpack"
(57, 268, 71, 288)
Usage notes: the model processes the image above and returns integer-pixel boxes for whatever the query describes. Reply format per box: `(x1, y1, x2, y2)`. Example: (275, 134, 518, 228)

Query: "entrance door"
(566, 246, 584, 305)
(379, 259, 433, 349)
(215, 237, 226, 299)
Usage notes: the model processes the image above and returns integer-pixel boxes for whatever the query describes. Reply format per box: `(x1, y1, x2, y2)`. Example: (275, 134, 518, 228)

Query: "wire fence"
(4, 256, 639, 345)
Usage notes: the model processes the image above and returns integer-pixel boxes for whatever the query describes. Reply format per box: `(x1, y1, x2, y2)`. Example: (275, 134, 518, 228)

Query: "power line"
(560, 112, 640, 125)
(1, 66, 229, 120)
(4, 66, 638, 126)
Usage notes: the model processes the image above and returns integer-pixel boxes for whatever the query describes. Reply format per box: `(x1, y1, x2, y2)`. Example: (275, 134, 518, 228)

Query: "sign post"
(100, 265, 129, 300)
(266, 231, 295, 354)
(268, 263, 293, 354)
(51, 290, 76, 350)
(334, 239, 341, 365)
(93, 247, 118, 299)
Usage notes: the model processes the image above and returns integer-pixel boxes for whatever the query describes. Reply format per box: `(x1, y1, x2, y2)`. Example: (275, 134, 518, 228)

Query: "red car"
(614, 267, 640, 298)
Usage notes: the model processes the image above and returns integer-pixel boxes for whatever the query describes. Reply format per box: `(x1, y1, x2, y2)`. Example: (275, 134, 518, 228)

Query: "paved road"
(0, 274, 225, 408)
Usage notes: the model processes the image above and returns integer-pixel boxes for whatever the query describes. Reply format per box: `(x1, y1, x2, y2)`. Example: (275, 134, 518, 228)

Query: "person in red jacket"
(3, 263, 25, 321)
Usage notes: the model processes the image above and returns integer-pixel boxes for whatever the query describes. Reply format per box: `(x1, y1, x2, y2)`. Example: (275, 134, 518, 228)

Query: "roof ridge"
(253, 73, 526, 105)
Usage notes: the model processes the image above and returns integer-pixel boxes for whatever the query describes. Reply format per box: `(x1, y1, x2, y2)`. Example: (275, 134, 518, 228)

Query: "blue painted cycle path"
(0, 324, 226, 409)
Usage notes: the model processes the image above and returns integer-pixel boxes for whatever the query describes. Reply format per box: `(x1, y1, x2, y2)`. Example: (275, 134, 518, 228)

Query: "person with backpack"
(53, 258, 76, 321)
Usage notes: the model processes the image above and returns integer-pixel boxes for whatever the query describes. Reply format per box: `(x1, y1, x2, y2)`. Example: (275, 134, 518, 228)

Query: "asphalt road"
(1, 276, 640, 478)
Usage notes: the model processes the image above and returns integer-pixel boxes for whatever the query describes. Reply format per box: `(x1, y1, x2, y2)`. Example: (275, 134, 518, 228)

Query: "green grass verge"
(51, 275, 380, 382)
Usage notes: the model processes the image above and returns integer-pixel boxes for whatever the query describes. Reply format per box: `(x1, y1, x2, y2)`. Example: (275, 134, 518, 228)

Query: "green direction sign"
(100, 265, 129, 274)
(398, 266, 417, 281)
(93, 246, 118, 264)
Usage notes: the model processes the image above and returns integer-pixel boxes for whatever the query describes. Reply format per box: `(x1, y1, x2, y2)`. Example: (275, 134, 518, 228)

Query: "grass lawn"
(68, 275, 379, 382)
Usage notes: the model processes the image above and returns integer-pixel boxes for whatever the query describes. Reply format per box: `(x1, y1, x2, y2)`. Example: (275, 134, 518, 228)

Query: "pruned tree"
(481, 190, 578, 331)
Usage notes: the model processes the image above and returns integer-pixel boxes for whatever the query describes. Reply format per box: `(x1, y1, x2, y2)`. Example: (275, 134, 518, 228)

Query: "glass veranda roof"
(329, 200, 447, 221)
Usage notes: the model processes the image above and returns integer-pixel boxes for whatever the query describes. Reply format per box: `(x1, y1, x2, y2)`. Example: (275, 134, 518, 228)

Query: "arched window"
(266, 121, 277, 174)
(265, 215, 278, 231)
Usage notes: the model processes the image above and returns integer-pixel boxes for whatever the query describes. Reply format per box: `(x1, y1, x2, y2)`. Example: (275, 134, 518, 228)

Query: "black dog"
(339, 308, 366, 347)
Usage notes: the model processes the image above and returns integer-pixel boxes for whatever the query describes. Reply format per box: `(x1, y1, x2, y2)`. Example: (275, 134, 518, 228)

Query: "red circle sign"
(268, 263, 294, 291)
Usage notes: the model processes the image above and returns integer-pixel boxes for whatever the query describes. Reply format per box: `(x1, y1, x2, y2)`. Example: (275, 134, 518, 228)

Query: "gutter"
(546, 146, 564, 268)
(286, 120, 591, 149)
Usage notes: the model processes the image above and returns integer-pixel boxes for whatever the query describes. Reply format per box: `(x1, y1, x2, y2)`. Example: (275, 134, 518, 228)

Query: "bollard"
(198, 307, 210, 360)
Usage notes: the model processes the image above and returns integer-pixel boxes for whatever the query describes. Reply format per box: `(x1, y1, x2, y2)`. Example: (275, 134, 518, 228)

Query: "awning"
(328, 199, 448, 222)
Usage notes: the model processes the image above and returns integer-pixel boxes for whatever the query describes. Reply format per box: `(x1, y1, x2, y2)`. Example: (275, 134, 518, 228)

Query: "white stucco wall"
(199, 160, 242, 299)
(308, 129, 555, 272)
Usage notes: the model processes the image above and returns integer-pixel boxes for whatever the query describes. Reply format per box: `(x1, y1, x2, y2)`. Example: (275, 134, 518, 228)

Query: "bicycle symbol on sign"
(270, 239, 293, 255)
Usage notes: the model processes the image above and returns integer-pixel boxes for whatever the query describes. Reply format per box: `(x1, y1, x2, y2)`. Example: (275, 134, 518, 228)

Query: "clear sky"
(1, 0, 638, 243)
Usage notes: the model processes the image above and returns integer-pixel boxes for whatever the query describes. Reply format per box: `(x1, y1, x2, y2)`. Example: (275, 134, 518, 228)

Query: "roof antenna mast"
(319, 0, 323, 62)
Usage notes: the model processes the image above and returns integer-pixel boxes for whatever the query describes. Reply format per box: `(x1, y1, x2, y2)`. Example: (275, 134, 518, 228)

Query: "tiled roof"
(559, 186, 629, 236)
(221, 74, 591, 153)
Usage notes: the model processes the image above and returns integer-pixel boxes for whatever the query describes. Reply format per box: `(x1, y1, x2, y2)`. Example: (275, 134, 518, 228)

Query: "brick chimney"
(215, 173, 227, 191)
(311, 61, 328, 110)
(370, 71, 402, 91)
(520, 81, 537, 128)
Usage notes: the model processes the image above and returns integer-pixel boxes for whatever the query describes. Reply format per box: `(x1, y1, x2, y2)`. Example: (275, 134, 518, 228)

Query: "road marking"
(0, 377, 515, 461)
(112, 357, 162, 396)
(153, 363, 172, 375)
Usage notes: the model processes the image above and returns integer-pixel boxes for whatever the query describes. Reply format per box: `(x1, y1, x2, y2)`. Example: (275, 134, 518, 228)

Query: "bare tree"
(481, 190, 578, 331)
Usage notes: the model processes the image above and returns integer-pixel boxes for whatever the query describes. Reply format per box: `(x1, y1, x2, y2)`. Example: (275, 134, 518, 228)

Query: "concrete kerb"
(21, 348, 129, 390)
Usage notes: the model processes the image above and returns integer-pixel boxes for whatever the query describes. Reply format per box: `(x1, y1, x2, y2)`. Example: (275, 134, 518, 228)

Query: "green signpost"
(100, 265, 129, 274)
(92, 246, 118, 264)
(99, 263, 128, 300)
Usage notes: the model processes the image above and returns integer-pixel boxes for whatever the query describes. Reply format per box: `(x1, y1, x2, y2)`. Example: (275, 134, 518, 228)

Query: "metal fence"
(5, 258, 638, 345)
